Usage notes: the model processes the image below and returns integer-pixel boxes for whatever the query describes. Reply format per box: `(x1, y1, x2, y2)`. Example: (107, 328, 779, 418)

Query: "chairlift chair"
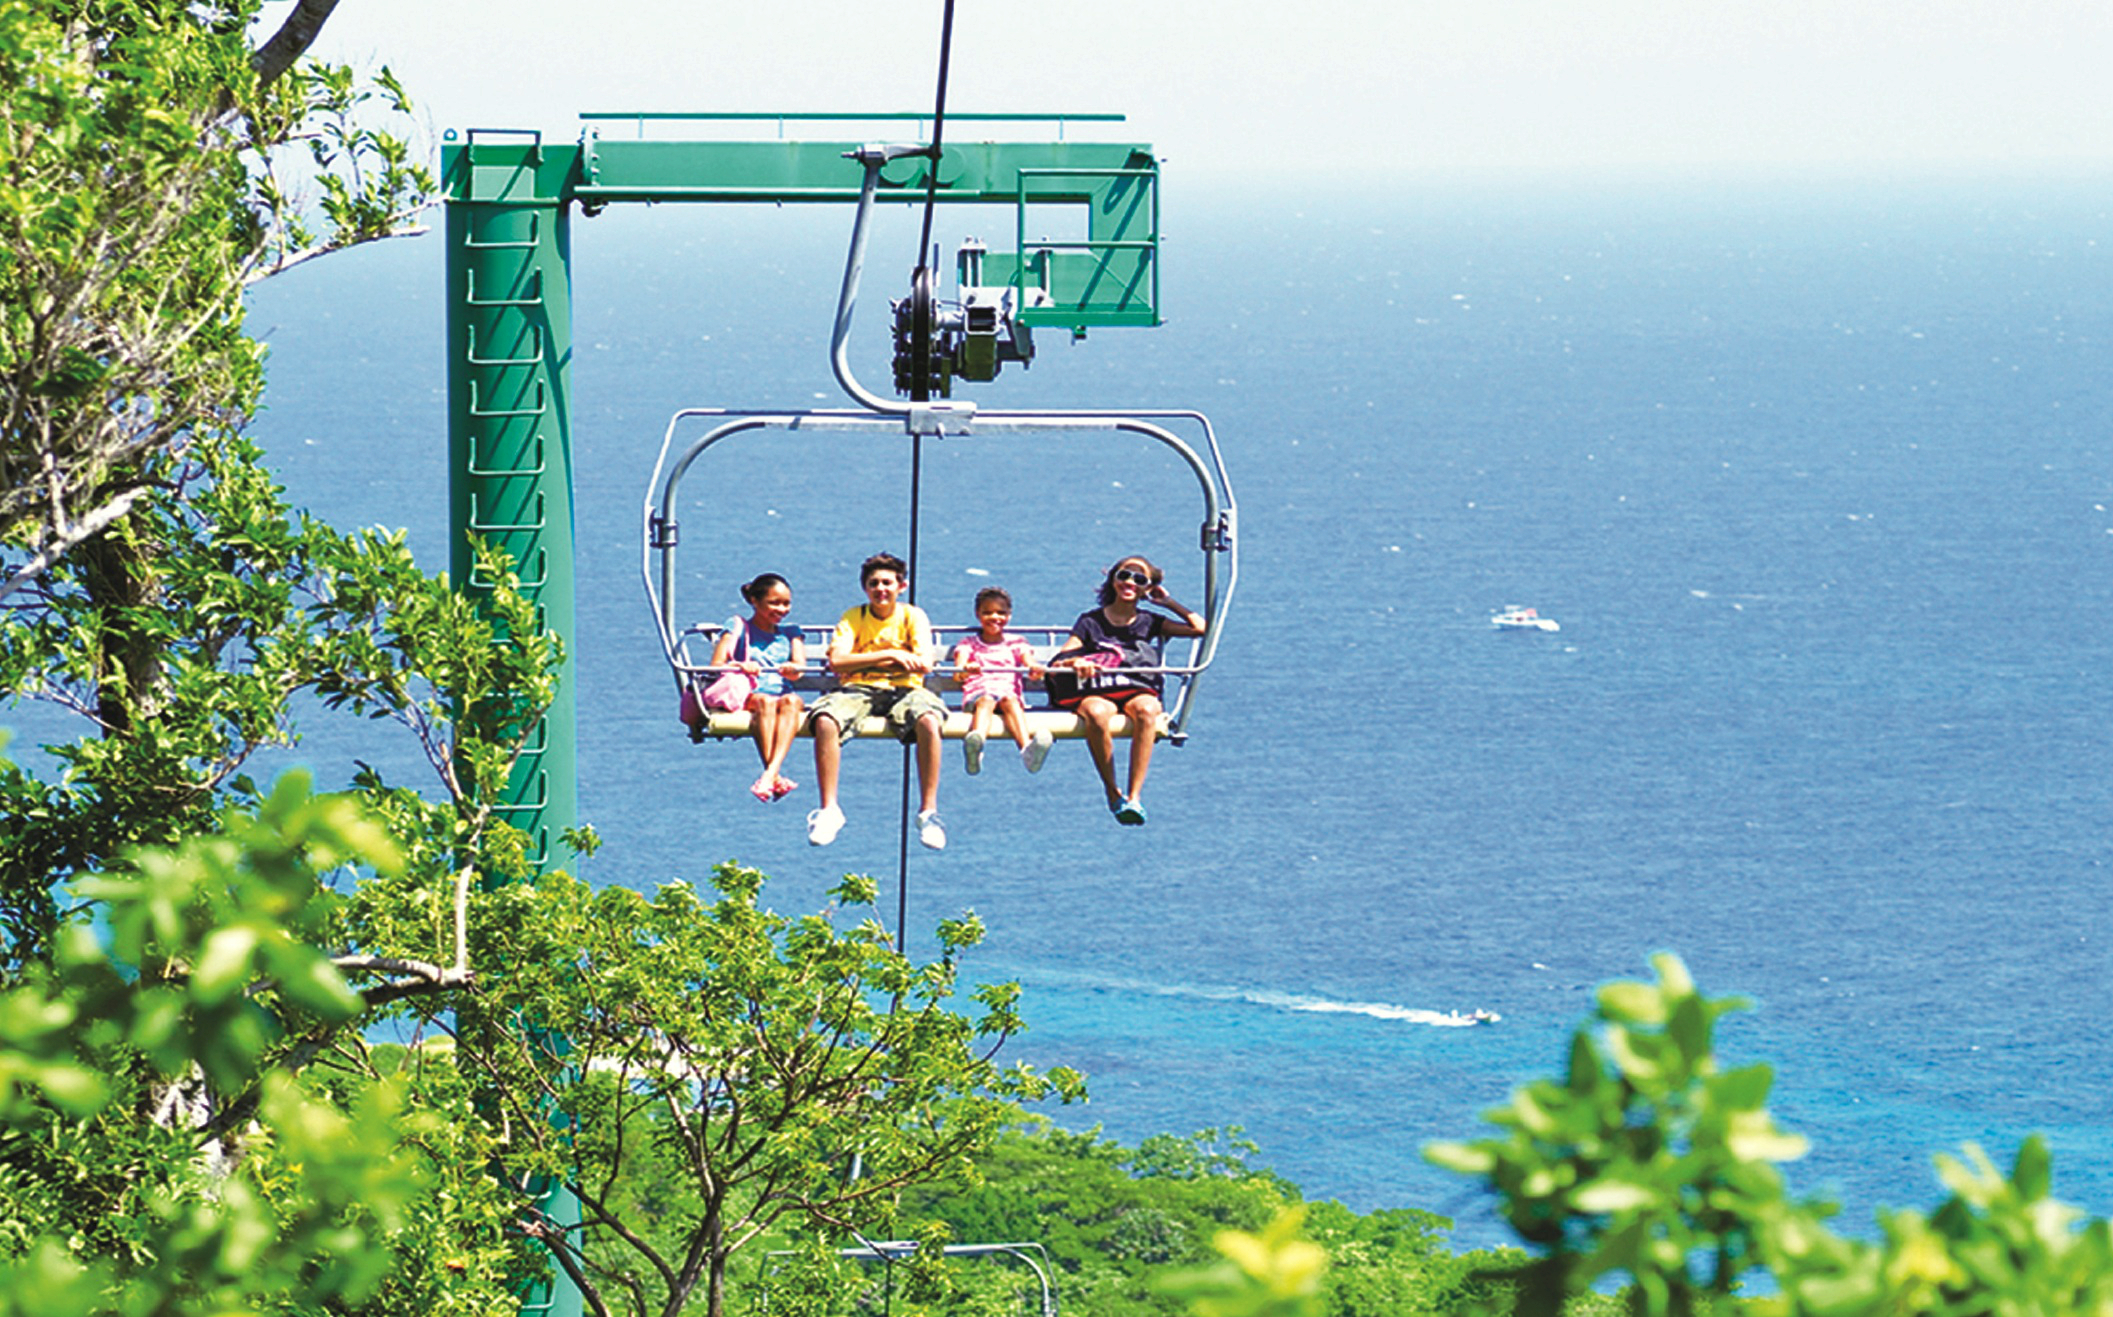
(640, 138, 1236, 751)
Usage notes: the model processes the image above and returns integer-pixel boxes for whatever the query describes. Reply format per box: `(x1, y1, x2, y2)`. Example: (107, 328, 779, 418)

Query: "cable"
(915, 0, 958, 273)
(896, 0, 955, 953)
(892, 428, 925, 954)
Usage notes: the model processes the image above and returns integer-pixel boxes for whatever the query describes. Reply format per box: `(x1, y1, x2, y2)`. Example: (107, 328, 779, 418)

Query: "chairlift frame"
(643, 402, 1237, 745)
(645, 137, 1235, 748)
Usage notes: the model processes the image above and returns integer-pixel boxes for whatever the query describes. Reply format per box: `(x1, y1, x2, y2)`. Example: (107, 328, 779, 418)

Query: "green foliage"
(888, 1124, 1488, 1317)
(0, 0, 432, 584)
(0, 440, 561, 1311)
(0, 433, 559, 975)
(0, 774, 479, 1317)
(0, 0, 260, 554)
(899, 1123, 1287, 1310)
(1157, 1207, 1328, 1317)
(0, 8, 550, 1317)
(1301, 1201, 1491, 1317)
(1430, 955, 2113, 1316)
(0, 137, 552, 1316)
(439, 863, 1084, 1317)
(1755, 1137, 2113, 1317)
(1426, 953, 1807, 1313)
(261, 61, 434, 269)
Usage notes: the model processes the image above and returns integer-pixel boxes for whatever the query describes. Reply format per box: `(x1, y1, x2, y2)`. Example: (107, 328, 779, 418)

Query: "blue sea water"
(142, 173, 2113, 1248)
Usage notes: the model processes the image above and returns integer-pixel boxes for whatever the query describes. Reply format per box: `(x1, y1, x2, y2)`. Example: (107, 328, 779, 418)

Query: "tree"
(0, 4, 589, 1311)
(421, 863, 1086, 1317)
(0, 501, 561, 1316)
(0, 413, 563, 1313)
(0, 772, 525, 1317)
(1428, 954, 2113, 1316)
(0, 0, 454, 970)
(889, 1122, 1520, 1317)
(0, 0, 429, 595)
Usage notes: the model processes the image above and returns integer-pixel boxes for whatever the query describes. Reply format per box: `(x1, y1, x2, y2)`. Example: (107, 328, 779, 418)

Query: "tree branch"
(333, 954, 474, 1007)
(250, 0, 344, 89)
(568, 1177, 681, 1297)
(520, 1208, 615, 1317)
(245, 218, 432, 286)
(0, 486, 146, 604)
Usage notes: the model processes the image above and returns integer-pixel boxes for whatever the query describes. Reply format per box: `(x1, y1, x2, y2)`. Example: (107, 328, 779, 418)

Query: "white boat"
(1492, 605, 1560, 632)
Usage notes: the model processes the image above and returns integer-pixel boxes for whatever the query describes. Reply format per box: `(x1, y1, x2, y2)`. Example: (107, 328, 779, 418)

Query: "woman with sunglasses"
(1049, 554, 1206, 825)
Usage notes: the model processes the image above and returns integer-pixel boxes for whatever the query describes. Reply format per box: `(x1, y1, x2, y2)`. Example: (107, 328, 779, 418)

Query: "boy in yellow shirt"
(804, 553, 949, 849)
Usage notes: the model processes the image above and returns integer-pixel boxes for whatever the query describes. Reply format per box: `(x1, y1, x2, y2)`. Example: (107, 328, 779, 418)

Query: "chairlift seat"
(686, 705, 1168, 743)
(678, 623, 1172, 744)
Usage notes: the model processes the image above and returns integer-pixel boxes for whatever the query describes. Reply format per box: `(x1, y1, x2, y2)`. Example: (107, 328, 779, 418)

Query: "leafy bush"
(1429, 954, 2113, 1316)
(886, 1125, 1492, 1317)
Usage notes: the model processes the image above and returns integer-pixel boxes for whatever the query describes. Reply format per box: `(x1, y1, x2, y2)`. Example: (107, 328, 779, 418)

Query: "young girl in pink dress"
(950, 587, 1051, 775)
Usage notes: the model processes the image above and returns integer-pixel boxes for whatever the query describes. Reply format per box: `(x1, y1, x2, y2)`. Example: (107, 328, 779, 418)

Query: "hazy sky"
(294, 0, 2113, 180)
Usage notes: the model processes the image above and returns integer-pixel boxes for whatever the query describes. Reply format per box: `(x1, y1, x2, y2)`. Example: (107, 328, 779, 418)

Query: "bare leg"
(1077, 696, 1124, 808)
(745, 693, 774, 771)
(962, 695, 994, 774)
(743, 694, 779, 799)
(997, 695, 1030, 750)
(763, 696, 803, 779)
(967, 695, 995, 739)
(743, 701, 777, 794)
(813, 716, 842, 808)
(913, 712, 943, 813)
(1121, 694, 1164, 803)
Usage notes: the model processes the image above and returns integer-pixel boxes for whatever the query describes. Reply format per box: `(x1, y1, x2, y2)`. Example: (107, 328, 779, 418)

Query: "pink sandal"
(771, 777, 797, 800)
(750, 777, 776, 803)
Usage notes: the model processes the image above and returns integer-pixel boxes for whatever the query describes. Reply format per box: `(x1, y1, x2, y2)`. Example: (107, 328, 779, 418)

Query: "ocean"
(217, 171, 2113, 1247)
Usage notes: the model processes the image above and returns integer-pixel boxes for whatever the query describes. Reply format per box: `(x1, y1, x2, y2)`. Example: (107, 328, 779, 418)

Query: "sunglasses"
(1112, 568, 1153, 587)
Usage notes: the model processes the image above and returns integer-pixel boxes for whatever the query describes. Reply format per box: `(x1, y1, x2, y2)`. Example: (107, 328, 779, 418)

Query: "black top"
(1068, 609, 1170, 693)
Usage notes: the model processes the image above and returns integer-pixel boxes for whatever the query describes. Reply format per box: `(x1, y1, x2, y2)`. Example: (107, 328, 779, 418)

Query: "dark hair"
(860, 552, 907, 585)
(740, 572, 790, 603)
(1096, 554, 1163, 607)
(974, 586, 1012, 612)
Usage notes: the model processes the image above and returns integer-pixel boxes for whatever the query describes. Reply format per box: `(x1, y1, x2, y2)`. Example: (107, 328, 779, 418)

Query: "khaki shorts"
(806, 684, 947, 744)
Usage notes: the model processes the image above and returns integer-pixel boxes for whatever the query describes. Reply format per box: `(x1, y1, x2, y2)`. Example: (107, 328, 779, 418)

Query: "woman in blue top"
(1048, 554, 1205, 825)
(710, 573, 808, 802)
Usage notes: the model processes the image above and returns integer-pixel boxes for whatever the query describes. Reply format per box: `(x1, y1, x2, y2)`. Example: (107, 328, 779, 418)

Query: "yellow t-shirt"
(830, 603, 932, 689)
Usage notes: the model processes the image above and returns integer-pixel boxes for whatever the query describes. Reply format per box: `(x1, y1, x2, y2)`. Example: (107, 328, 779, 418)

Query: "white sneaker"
(916, 809, 948, 850)
(1021, 728, 1052, 774)
(963, 730, 985, 775)
(806, 805, 845, 846)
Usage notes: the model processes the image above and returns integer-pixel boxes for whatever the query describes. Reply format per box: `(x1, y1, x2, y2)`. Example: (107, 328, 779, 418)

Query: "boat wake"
(1049, 970, 1499, 1027)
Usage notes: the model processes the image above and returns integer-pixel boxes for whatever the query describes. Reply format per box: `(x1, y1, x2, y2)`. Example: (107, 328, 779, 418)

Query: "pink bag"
(700, 622, 757, 712)
(701, 669, 756, 712)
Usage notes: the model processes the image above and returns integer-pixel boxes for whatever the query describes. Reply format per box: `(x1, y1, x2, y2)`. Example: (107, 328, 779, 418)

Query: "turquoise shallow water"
(216, 174, 2113, 1247)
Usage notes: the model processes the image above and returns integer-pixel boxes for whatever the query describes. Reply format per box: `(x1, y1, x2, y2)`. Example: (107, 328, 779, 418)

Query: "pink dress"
(957, 634, 1036, 704)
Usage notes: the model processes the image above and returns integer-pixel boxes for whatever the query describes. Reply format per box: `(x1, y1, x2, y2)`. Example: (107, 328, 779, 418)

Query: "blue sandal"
(1115, 801, 1147, 826)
